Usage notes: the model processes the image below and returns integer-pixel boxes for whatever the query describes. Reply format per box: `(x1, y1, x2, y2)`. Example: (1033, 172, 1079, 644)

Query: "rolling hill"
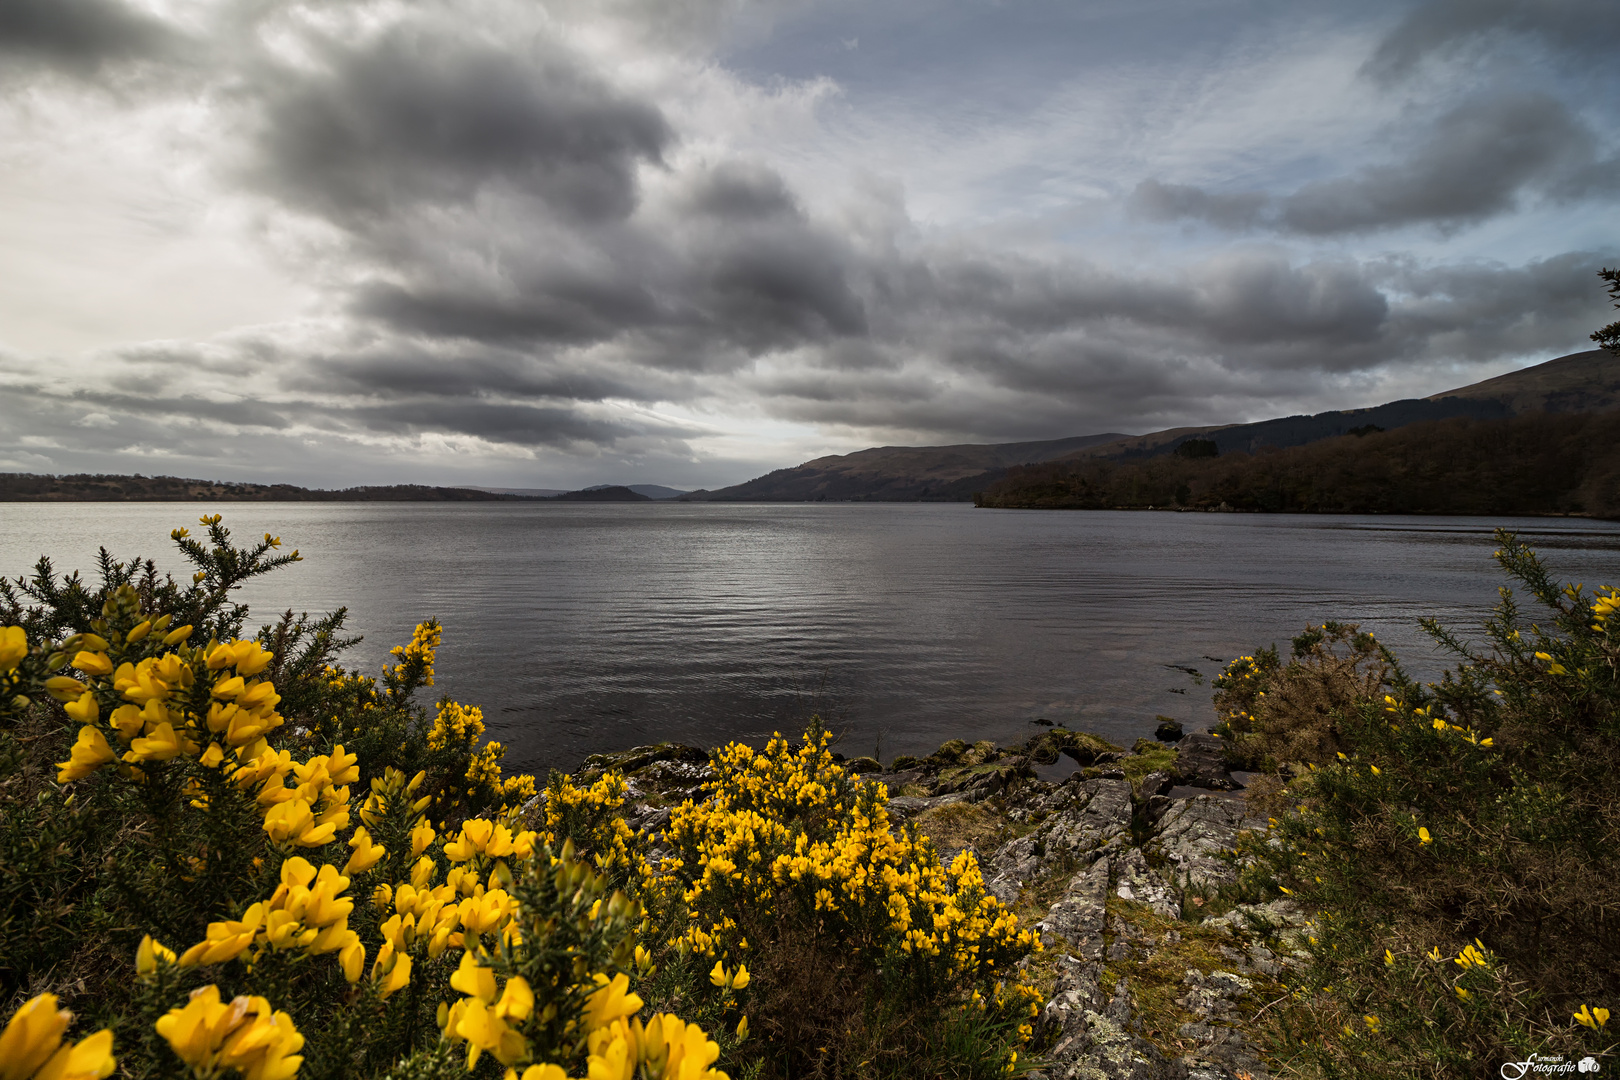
(684, 349, 1619, 502)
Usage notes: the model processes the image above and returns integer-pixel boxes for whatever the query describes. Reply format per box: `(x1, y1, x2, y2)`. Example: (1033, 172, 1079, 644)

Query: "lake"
(3, 502, 1618, 775)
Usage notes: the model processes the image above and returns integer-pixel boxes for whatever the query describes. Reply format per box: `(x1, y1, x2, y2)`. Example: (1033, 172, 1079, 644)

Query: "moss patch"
(1122, 745, 1179, 795)
(1104, 896, 1284, 1058)
(912, 800, 1018, 856)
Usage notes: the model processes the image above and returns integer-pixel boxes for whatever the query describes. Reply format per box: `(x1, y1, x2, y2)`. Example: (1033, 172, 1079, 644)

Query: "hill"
(686, 348, 1619, 502)
(975, 410, 1620, 518)
(1086, 348, 1618, 462)
(548, 485, 650, 502)
(680, 432, 1129, 501)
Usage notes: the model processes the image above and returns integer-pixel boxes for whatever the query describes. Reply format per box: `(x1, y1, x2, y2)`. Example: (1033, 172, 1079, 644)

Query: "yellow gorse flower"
(1574, 1005, 1610, 1030)
(0, 993, 116, 1080)
(154, 986, 303, 1080)
(0, 625, 28, 672)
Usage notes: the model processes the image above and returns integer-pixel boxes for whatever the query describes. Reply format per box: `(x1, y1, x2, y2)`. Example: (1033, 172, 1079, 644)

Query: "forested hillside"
(975, 411, 1620, 518)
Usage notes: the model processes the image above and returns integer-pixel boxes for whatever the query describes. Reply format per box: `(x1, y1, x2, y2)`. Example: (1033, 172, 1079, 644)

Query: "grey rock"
(986, 779, 1133, 903)
(1144, 794, 1173, 825)
(885, 792, 972, 820)
(1154, 795, 1263, 889)
(1114, 847, 1182, 920)
(1172, 734, 1241, 791)
(1138, 771, 1175, 798)
(1040, 857, 1112, 959)
(1044, 978, 1187, 1080)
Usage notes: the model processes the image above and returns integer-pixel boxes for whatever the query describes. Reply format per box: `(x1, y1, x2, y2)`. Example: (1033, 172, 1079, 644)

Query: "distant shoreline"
(0, 474, 653, 503)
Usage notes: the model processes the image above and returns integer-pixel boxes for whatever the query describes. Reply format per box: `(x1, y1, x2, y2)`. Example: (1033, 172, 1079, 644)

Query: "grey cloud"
(1188, 257, 1389, 350)
(353, 278, 662, 347)
(1127, 180, 1266, 230)
(0, 0, 175, 69)
(692, 229, 869, 345)
(679, 160, 803, 221)
(1377, 250, 1610, 360)
(251, 26, 671, 224)
(1280, 94, 1595, 234)
(322, 399, 643, 449)
(7, 0, 1612, 476)
(1132, 93, 1606, 236)
(1365, 0, 1620, 82)
(285, 346, 640, 404)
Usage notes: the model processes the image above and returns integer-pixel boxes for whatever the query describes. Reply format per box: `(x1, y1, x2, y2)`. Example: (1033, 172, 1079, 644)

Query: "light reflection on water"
(3, 502, 1617, 775)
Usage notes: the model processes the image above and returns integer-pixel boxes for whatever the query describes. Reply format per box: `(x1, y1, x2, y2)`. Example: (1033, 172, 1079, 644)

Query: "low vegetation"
(1214, 530, 1618, 1075)
(0, 517, 1038, 1080)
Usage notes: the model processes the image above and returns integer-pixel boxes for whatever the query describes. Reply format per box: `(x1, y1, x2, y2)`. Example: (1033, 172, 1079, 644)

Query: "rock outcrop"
(575, 726, 1307, 1080)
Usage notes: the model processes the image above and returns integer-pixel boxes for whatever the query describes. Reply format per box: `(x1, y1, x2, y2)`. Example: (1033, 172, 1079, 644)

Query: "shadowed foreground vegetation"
(0, 519, 1614, 1080)
(0, 518, 1038, 1080)
(976, 411, 1620, 518)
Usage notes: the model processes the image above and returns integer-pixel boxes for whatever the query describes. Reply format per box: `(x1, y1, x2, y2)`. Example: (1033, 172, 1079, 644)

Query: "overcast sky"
(1, 0, 1616, 490)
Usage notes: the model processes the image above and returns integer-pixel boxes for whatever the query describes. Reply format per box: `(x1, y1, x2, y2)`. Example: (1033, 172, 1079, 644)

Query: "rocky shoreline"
(571, 725, 1309, 1080)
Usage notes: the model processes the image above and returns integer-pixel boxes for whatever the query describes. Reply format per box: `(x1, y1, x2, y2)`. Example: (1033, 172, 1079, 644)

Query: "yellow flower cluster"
(428, 699, 537, 808)
(1590, 587, 1618, 632)
(466, 741, 507, 798)
(543, 772, 640, 874)
(0, 993, 115, 1080)
(4, 550, 728, 1080)
(389, 620, 442, 689)
(359, 766, 433, 826)
(444, 959, 729, 1080)
(664, 728, 1040, 1038)
(179, 856, 364, 980)
(430, 699, 486, 750)
(1453, 940, 1493, 971)
(0, 624, 28, 671)
(155, 986, 303, 1080)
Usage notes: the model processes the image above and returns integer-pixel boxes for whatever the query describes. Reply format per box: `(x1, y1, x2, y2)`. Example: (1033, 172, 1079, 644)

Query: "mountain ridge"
(684, 349, 1619, 502)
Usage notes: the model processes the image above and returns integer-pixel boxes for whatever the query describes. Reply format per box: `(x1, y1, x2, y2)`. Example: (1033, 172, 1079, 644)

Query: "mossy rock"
(960, 740, 1000, 766)
(578, 742, 708, 777)
(890, 755, 922, 771)
(845, 756, 881, 774)
(1037, 729, 1124, 766)
(932, 739, 970, 764)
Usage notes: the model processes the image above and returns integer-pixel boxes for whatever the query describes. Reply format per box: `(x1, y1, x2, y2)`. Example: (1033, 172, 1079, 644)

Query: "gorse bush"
(0, 517, 725, 1080)
(1219, 530, 1617, 1077)
(1212, 621, 1396, 773)
(655, 723, 1041, 1079)
(1, 516, 1039, 1080)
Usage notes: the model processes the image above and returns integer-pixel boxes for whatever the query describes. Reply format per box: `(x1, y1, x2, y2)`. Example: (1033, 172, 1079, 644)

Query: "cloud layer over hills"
(0, 0, 1615, 489)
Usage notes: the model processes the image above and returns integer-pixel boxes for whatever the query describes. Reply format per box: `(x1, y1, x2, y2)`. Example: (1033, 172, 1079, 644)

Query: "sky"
(0, 0, 1616, 491)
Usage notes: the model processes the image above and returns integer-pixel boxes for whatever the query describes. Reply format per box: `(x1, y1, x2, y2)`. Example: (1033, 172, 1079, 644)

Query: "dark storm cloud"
(1131, 93, 1609, 236)
(321, 399, 643, 449)
(353, 279, 663, 346)
(251, 26, 672, 224)
(0, 0, 176, 69)
(1364, 0, 1620, 82)
(283, 344, 642, 404)
(1280, 94, 1600, 233)
(1127, 181, 1267, 231)
(679, 160, 803, 221)
(1379, 250, 1610, 360)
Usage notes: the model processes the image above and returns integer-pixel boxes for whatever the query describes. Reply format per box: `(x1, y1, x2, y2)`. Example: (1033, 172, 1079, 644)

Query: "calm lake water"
(3, 503, 1618, 775)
